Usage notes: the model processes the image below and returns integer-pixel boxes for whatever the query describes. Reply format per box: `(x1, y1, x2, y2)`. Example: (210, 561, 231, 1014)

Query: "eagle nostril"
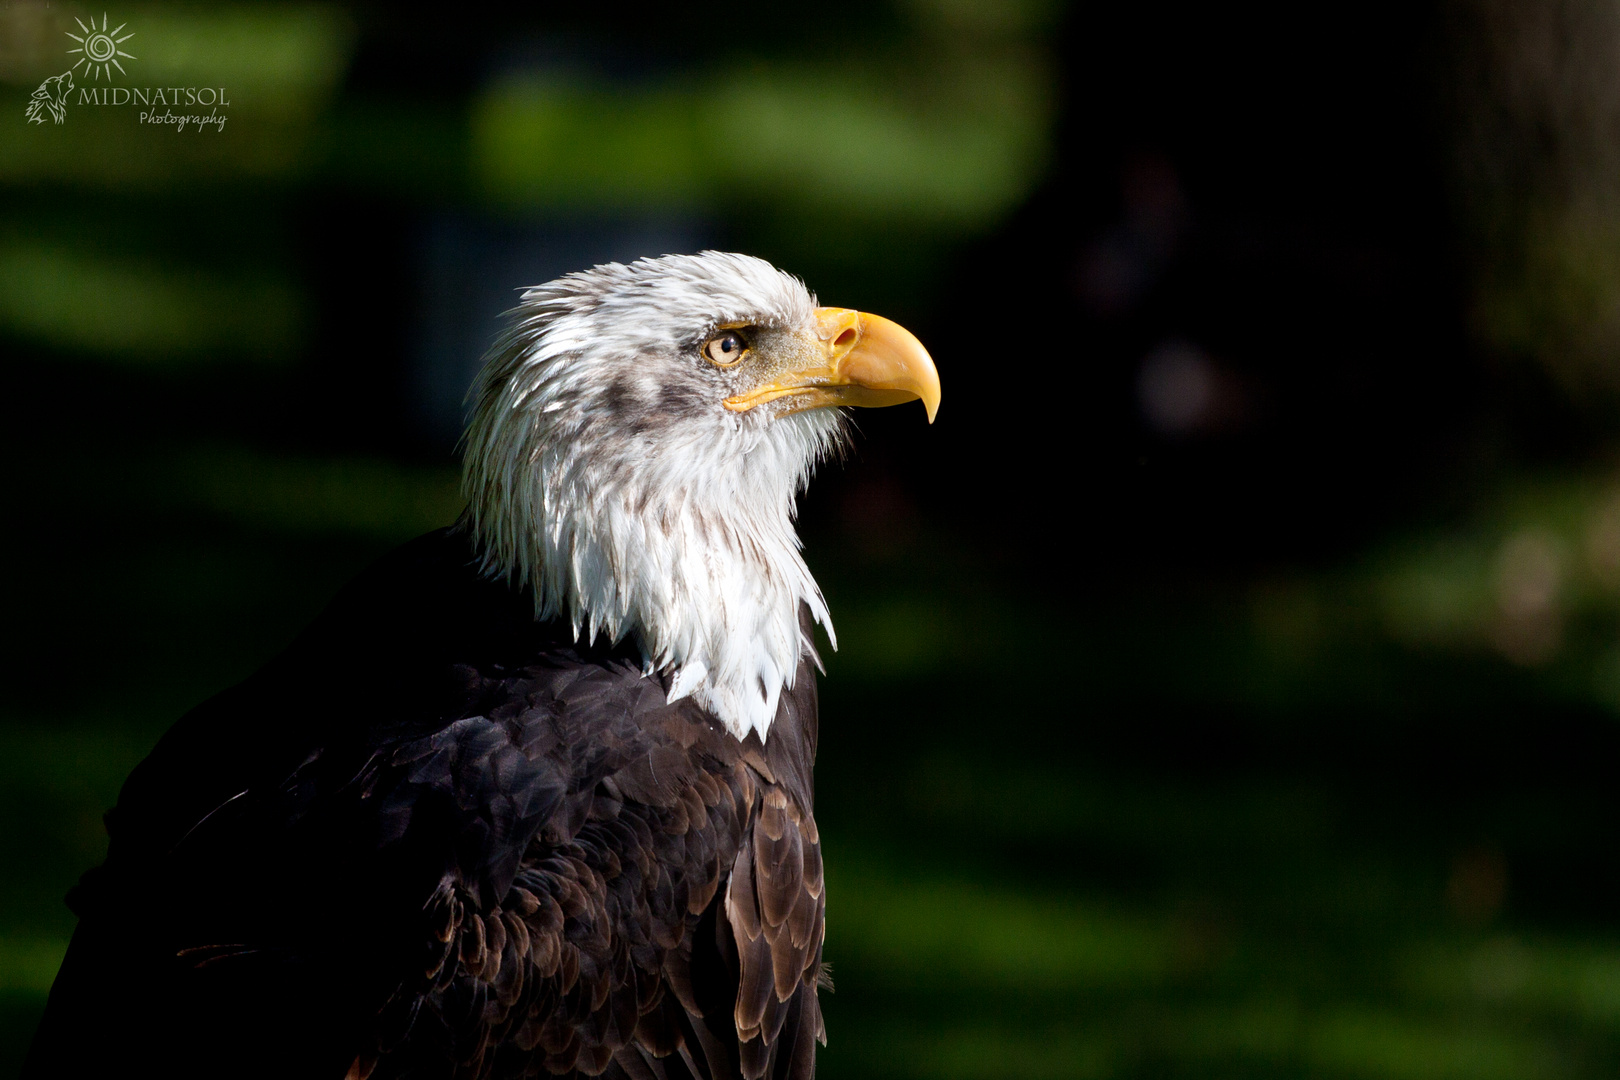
(832, 328, 858, 353)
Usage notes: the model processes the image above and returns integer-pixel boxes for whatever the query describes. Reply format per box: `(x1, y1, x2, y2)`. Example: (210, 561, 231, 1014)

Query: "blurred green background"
(6, 1, 1620, 1076)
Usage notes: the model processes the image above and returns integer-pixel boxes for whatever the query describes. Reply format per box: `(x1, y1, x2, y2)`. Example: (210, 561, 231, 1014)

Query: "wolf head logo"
(26, 71, 74, 125)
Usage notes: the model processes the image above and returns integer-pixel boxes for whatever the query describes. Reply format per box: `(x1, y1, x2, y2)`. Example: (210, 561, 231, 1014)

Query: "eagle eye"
(702, 329, 749, 367)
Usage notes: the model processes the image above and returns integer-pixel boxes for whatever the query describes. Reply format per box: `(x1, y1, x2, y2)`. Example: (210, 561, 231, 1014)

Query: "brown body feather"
(23, 529, 826, 1080)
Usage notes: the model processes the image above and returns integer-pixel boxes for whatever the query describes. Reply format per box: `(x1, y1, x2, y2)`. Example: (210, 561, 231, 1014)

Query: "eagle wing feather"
(26, 530, 826, 1080)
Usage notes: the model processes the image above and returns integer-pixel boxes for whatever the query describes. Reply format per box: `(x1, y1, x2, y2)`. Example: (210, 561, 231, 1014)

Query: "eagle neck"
(467, 413, 839, 744)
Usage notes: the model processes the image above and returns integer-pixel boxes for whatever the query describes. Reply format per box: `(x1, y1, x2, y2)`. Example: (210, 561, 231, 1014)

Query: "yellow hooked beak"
(723, 307, 941, 422)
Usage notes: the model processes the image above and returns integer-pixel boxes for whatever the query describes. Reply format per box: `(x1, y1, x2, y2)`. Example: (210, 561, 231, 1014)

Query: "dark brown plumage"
(23, 528, 825, 1079)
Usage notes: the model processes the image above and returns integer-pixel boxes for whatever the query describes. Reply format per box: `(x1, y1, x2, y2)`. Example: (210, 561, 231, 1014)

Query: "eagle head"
(462, 251, 940, 741)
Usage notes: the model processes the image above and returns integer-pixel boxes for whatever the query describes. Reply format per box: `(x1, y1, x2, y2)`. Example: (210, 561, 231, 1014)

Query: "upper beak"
(723, 307, 941, 423)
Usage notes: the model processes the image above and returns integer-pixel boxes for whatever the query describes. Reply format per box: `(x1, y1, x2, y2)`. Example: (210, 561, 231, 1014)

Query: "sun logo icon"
(66, 13, 135, 82)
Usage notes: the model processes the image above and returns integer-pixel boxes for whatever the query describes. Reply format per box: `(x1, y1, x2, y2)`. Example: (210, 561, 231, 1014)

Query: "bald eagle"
(23, 253, 939, 1080)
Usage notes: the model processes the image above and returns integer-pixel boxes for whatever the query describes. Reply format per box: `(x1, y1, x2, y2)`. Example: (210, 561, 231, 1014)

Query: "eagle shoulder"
(359, 613, 827, 1080)
(30, 529, 828, 1080)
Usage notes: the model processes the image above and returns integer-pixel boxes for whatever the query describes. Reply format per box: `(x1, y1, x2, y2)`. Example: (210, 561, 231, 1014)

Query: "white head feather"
(461, 252, 845, 742)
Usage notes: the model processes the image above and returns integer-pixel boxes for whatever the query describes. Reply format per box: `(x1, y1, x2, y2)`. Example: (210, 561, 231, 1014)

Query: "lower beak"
(723, 307, 941, 422)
